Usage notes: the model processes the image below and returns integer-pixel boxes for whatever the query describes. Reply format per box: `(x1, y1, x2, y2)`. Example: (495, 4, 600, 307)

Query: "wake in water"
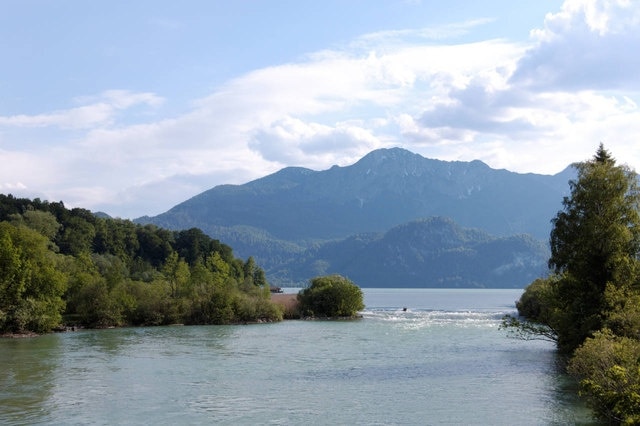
(361, 308, 517, 329)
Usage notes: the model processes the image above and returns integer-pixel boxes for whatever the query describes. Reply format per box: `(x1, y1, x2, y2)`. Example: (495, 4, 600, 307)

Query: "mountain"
(274, 217, 549, 288)
(140, 147, 572, 241)
(137, 147, 572, 287)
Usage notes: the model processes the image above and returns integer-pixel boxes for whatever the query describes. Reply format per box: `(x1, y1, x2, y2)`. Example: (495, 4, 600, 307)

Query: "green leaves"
(297, 275, 364, 318)
(0, 195, 282, 332)
(548, 146, 640, 353)
(0, 222, 67, 333)
(569, 330, 640, 424)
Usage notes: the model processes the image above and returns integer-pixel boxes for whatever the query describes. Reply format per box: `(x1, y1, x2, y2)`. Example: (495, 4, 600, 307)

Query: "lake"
(0, 288, 599, 425)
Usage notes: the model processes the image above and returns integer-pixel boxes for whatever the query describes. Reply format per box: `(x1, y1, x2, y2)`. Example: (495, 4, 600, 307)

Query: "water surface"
(1, 289, 598, 425)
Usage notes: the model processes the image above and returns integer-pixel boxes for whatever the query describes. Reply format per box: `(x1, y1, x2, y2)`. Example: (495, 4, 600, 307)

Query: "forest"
(0, 194, 283, 335)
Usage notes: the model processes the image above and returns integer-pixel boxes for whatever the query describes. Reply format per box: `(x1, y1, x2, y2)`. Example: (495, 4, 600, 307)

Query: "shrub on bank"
(297, 275, 364, 318)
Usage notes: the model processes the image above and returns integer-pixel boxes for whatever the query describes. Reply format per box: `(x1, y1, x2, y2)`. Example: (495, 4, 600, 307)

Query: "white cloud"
(0, 91, 163, 129)
(0, 148, 59, 184)
(3, 1, 640, 218)
(512, 0, 640, 90)
(538, 0, 640, 38)
(0, 181, 27, 191)
(249, 116, 382, 167)
(350, 18, 496, 47)
(0, 104, 113, 129)
(400, 0, 640, 174)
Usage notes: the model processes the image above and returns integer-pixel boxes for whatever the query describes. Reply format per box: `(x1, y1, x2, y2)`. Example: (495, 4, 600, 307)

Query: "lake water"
(0, 289, 599, 425)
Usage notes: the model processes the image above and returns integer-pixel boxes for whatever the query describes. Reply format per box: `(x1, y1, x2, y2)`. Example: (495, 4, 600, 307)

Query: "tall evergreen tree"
(549, 144, 640, 353)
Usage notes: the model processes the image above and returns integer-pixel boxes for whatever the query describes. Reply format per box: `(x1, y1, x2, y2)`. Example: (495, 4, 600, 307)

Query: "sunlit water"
(1, 289, 599, 425)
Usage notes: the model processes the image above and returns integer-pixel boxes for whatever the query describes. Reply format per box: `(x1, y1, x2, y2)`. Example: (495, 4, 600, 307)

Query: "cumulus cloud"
(249, 117, 382, 167)
(418, 81, 538, 136)
(511, 0, 640, 90)
(401, 0, 640, 173)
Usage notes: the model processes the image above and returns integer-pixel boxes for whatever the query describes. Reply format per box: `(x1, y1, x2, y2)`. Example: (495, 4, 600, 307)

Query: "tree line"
(0, 195, 282, 334)
(504, 145, 640, 424)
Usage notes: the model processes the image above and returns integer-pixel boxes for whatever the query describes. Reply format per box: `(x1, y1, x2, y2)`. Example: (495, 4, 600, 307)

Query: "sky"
(1, 0, 640, 219)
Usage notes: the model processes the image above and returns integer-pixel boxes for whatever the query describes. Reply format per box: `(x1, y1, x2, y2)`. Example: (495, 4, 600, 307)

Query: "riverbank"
(1, 331, 39, 338)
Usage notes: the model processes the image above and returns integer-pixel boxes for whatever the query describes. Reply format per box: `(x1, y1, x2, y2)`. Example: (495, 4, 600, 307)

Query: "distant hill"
(137, 147, 572, 287)
(274, 217, 550, 288)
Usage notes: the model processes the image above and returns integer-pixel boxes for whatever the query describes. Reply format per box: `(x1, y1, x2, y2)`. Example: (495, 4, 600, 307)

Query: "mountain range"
(137, 148, 573, 287)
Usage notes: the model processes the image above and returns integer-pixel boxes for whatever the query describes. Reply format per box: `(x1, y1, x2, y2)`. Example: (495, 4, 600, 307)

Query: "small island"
(272, 275, 365, 320)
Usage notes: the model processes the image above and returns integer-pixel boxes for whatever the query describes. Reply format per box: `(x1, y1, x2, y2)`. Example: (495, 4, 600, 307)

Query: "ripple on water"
(362, 308, 515, 330)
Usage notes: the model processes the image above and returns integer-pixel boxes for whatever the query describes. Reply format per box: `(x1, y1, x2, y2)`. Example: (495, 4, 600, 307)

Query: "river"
(0, 288, 599, 425)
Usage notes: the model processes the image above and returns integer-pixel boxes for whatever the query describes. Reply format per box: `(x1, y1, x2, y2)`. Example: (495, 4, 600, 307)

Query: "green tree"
(9, 210, 61, 241)
(74, 278, 123, 328)
(241, 256, 268, 291)
(173, 228, 224, 265)
(568, 330, 640, 424)
(57, 216, 96, 256)
(136, 224, 173, 267)
(502, 276, 559, 343)
(62, 252, 126, 328)
(297, 275, 364, 317)
(162, 251, 190, 298)
(0, 222, 67, 333)
(206, 251, 231, 285)
(549, 144, 640, 353)
(124, 279, 172, 326)
(602, 283, 640, 339)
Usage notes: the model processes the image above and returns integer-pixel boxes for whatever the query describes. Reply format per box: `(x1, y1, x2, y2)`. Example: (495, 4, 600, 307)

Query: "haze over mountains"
(137, 148, 573, 288)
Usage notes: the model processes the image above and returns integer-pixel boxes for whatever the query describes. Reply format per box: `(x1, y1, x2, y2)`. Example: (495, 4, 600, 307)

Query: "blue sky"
(1, 0, 639, 218)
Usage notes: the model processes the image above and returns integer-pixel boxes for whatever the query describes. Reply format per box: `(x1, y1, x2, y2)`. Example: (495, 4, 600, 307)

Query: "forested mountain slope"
(271, 217, 549, 288)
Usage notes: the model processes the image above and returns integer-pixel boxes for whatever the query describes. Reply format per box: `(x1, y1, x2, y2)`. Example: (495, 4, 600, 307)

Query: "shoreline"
(1, 331, 39, 338)
(4, 294, 306, 337)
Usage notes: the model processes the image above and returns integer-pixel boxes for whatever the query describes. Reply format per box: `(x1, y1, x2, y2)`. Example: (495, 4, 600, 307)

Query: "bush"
(297, 275, 364, 318)
(516, 276, 557, 322)
(568, 330, 640, 424)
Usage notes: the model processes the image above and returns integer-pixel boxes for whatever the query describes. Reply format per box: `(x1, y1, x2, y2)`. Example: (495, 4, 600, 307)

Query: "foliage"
(0, 194, 281, 334)
(549, 144, 640, 353)
(0, 222, 67, 333)
(500, 315, 558, 343)
(501, 276, 561, 343)
(506, 146, 640, 351)
(515, 276, 558, 324)
(297, 275, 364, 318)
(568, 330, 640, 424)
(601, 283, 640, 341)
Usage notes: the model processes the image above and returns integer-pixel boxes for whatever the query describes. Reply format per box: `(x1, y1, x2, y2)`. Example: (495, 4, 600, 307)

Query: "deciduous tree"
(297, 275, 364, 317)
(0, 222, 67, 333)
